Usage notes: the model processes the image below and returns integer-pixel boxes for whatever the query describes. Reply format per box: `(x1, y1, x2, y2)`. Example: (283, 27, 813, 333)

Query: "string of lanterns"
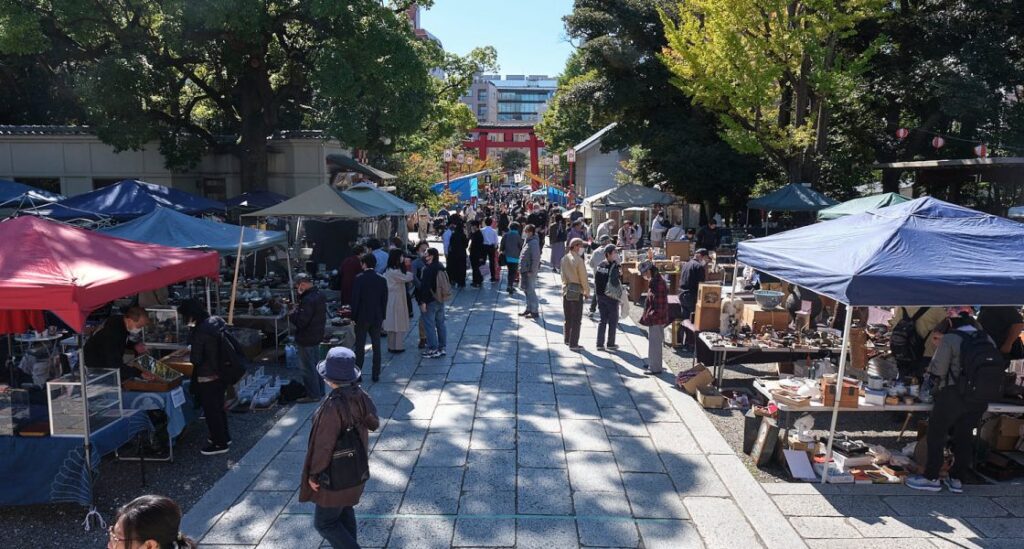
(895, 127, 993, 157)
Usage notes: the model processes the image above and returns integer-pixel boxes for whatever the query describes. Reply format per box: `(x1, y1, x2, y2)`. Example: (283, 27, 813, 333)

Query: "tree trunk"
(237, 52, 276, 192)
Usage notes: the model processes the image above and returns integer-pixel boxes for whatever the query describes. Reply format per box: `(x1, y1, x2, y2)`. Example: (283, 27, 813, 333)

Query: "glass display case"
(46, 369, 123, 437)
(144, 307, 189, 349)
(0, 385, 30, 436)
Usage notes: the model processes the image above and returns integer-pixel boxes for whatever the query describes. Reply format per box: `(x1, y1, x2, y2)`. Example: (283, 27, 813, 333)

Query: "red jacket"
(339, 255, 362, 305)
(641, 275, 670, 326)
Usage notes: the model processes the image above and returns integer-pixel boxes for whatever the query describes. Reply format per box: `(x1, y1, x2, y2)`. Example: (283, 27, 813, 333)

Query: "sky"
(419, 0, 576, 77)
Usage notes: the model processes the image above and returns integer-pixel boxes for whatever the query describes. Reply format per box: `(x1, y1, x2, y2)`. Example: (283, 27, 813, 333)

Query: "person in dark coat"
(447, 220, 468, 288)
(468, 220, 486, 288)
(83, 306, 152, 382)
(178, 299, 232, 455)
(338, 245, 365, 306)
(300, 347, 380, 548)
(290, 274, 327, 401)
(350, 253, 388, 382)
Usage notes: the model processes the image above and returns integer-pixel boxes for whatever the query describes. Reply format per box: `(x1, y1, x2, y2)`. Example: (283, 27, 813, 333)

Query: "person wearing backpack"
(417, 248, 449, 358)
(906, 312, 1005, 493)
(300, 347, 380, 548)
(889, 306, 948, 377)
(178, 299, 234, 456)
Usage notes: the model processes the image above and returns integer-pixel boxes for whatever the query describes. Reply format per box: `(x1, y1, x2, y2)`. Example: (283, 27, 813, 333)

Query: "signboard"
(567, 148, 576, 163)
(443, 149, 453, 162)
(514, 173, 523, 183)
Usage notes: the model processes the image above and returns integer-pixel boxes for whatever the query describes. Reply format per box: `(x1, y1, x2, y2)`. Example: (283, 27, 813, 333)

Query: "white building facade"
(0, 126, 347, 199)
(573, 123, 629, 199)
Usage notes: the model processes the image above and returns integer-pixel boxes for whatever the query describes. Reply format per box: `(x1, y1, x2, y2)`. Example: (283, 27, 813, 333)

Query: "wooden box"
(694, 303, 721, 332)
(741, 304, 790, 332)
(666, 241, 691, 261)
(697, 283, 722, 308)
(820, 376, 860, 408)
(162, 348, 194, 377)
(697, 387, 725, 409)
(122, 376, 183, 392)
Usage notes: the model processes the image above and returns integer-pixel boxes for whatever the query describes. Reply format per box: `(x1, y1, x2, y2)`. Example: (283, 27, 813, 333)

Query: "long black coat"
(447, 229, 468, 287)
(351, 270, 388, 327)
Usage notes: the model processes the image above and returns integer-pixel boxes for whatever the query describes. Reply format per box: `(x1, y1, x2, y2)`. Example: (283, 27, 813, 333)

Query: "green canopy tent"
(816, 193, 910, 221)
(747, 183, 838, 212)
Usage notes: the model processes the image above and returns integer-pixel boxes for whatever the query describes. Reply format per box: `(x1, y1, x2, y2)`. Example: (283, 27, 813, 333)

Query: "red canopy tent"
(0, 216, 219, 331)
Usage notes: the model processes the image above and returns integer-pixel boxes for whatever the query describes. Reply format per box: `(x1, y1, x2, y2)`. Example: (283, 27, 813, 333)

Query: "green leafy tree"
(501, 150, 529, 172)
(0, 0, 436, 190)
(660, 0, 885, 186)
(544, 0, 762, 217)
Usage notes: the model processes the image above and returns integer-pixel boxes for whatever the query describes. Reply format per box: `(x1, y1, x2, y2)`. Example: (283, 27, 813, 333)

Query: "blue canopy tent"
(737, 197, 1024, 481)
(224, 191, 288, 210)
(530, 186, 568, 205)
(31, 179, 225, 221)
(430, 171, 485, 202)
(100, 206, 286, 254)
(747, 183, 838, 212)
(0, 179, 63, 209)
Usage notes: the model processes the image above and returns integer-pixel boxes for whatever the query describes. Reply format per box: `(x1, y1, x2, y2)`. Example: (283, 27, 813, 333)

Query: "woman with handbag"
(560, 238, 590, 351)
(593, 244, 623, 351)
(639, 263, 669, 374)
(300, 347, 380, 549)
(499, 222, 523, 295)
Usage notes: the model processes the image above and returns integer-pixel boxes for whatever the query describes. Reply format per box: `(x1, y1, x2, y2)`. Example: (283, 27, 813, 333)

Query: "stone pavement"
(180, 261, 1022, 548)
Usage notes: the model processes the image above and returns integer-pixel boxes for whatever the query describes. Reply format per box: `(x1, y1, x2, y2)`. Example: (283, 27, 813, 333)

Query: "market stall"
(430, 171, 487, 202)
(0, 216, 219, 513)
(0, 179, 63, 212)
(737, 197, 1024, 482)
(26, 179, 225, 222)
(746, 183, 837, 213)
(816, 192, 909, 221)
(224, 191, 289, 211)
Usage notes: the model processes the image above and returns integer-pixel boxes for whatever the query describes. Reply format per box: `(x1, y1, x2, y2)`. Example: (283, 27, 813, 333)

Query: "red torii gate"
(462, 124, 546, 175)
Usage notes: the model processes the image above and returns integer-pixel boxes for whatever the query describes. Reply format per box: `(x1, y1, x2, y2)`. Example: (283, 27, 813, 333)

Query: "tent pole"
(205, 278, 212, 313)
(284, 246, 296, 304)
(821, 305, 854, 484)
(227, 226, 245, 325)
(78, 334, 96, 522)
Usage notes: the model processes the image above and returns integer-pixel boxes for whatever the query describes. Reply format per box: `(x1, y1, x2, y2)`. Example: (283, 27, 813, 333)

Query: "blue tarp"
(747, 183, 838, 212)
(737, 197, 1024, 306)
(225, 191, 288, 210)
(35, 179, 225, 221)
(531, 186, 568, 205)
(431, 173, 480, 201)
(0, 179, 63, 208)
(101, 206, 286, 254)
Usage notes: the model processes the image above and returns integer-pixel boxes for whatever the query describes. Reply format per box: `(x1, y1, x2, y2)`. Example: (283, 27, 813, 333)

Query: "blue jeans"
(298, 345, 323, 399)
(522, 272, 539, 314)
(314, 505, 358, 548)
(597, 295, 619, 347)
(423, 301, 447, 351)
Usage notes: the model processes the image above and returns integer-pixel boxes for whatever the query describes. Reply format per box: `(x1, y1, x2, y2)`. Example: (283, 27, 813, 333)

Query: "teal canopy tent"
(101, 206, 286, 254)
(747, 183, 837, 212)
(816, 192, 910, 221)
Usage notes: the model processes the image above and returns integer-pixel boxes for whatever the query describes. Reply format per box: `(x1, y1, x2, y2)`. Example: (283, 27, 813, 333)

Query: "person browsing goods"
(84, 305, 155, 382)
(290, 273, 327, 402)
(350, 253, 388, 382)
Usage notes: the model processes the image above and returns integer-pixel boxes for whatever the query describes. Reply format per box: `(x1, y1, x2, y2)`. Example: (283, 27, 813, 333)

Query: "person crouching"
(300, 347, 380, 548)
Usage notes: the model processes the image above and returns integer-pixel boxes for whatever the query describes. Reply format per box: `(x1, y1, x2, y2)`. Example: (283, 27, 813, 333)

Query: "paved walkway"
(181, 263, 1024, 548)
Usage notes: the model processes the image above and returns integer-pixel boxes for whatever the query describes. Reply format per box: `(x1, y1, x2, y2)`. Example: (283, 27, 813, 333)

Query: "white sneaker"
(906, 474, 942, 492)
(942, 476, 963, 494)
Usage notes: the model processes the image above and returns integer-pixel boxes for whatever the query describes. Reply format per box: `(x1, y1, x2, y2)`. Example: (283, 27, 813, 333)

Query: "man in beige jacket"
(560, 238, 591, 351)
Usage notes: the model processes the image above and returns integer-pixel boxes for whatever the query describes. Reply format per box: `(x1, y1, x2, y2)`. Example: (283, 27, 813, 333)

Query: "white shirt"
(481, 226, 499, 246)
(651, 216, 668, 236)
(442, 228, 453, 256)
(464, 206, 476, 221)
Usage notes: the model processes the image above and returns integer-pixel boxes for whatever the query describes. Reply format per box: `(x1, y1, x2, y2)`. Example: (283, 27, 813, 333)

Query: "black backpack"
(890, 307, 928, 363)
(217, 327, 249, 386)
(956, 330, 1006, 403)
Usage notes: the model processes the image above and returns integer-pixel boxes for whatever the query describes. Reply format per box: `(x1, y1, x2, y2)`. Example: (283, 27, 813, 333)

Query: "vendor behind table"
(83, 305, 157, 381)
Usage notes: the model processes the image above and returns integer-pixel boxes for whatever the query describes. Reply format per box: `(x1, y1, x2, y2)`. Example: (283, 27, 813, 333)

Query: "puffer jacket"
(501, 230, 523, 264)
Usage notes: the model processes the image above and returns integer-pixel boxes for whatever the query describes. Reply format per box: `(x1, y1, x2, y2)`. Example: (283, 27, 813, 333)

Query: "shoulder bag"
(318, 392, 370, 490)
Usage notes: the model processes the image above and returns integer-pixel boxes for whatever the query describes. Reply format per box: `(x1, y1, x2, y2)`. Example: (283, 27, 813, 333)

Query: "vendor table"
(698, 332, 843, 387)
(232, 312, 289, 350)
(0, 409, 152, 507)
(117, 385, 195, 462)
(753, 378, 1024, 431)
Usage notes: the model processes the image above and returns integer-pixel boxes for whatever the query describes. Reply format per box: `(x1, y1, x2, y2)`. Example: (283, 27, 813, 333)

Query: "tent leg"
(821, 305, 854, 484)
(205, 278, 212, 313)
(285, 246, 296, 304)
(227, 226, 246, 325)
(78, 335, 95, 521)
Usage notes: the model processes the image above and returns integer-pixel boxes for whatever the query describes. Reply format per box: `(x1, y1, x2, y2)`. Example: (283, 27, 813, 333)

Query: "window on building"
(487, 133, 504, 143)
(513, 133, 530, 142)
(19, 177, 62, 194)
(91, 178, 122, 190)
(477, 89, 488, 101)
(477, 105, 488, 117)
(202, 178, 227, 201)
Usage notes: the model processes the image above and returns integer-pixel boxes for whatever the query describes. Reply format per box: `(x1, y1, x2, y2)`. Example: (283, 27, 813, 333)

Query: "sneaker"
(201, 443, 229, 456)
(596, 345, 605, 351)
(606, 344, 620, 350)
(421, 349, 437, 357)
(942, 476, 963, 494)
(207, 438, 233, 446)
(569, 346, 583, 352)
(438, 348, 447, 356)
(905, 475, 942, 492)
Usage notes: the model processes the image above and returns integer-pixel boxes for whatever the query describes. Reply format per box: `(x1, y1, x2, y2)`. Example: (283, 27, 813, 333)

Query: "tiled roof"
(0, 125, 94, 136)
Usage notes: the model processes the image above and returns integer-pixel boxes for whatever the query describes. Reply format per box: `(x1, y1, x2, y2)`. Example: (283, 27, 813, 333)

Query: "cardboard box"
(750, 417, 780, 466)
(820, 376, 860, 408)
(694, 303, 721, 332)
(666, 241, 691, 261)
(991, 416, 1024, 451)
(677, 364, 714, 395)
(741, 303, 790, 332)
(697, 387, 725, 409)
(697, 283, 722, 308)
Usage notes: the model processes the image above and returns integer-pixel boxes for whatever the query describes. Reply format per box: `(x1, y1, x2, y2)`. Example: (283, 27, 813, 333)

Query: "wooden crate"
(694, 303, 721, 332)
(666, 241, 691, 261)
(741, 304, 789, 331)
(697, 283, 722, 308)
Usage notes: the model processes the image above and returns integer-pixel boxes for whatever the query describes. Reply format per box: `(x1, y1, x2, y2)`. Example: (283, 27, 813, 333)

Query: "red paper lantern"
(931, 136, 945, 149)
(974, 143, 988, 158)
(896, 128, 909, 140)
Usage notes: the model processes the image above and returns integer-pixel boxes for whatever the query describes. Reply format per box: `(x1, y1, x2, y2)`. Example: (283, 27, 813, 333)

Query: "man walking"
(351, 253, 388, 382)
(290, 274, 327, 401)
(519, 224, 541, 318)
(482, 216, 500, 282)
(417, 249, 448, 358)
